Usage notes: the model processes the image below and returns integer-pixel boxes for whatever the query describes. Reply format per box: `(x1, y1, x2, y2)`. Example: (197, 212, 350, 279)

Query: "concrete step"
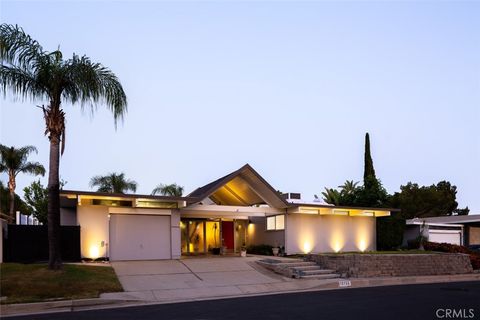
(276, 262, 317, 268)
(300, 269, 337, 275)
(300, 273, 341, 279)
(287, 265, 322, 271)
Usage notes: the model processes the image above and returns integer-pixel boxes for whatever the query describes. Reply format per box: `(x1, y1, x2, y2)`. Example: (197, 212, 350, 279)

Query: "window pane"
(275, 215, 285, 230)
(266, 216, 276, 230)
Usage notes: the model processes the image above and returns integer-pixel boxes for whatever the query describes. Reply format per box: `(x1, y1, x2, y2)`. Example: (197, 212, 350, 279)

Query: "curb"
(2, 273, 480, 317)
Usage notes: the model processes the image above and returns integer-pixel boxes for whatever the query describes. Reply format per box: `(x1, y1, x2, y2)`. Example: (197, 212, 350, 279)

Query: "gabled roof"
(188, 164, 289, 208)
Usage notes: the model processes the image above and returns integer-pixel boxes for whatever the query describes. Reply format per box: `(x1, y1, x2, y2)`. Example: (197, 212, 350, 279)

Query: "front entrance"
(221, 221, 234, 250)
(180, 218, 247, 255)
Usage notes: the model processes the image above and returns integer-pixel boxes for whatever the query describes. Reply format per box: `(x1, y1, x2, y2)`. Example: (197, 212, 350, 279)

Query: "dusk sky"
(1, 1, 479, 213)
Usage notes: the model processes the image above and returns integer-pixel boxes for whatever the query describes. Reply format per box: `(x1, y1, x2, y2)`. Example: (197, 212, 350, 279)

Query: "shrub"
(424, 241, 480, 270)
(376, 213, 405, 250)
(246, 244, 273, 256)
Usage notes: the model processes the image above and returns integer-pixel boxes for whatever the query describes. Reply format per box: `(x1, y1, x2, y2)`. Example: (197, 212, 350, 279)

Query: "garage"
(109, 214, 171, 261)
(429, 230, 462, 245)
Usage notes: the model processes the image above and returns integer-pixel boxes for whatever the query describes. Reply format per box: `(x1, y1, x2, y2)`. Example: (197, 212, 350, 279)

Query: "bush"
(246, 244, 273, 256)
(376, 213, 405, 250)
(424, 241, 480, 270)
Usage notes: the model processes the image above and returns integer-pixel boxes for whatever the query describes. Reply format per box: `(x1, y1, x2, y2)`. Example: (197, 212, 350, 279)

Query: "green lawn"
(0, 263, 123, 304)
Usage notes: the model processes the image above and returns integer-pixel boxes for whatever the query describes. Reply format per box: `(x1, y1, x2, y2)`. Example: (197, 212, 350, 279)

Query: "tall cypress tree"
(363, 132, 376, 183)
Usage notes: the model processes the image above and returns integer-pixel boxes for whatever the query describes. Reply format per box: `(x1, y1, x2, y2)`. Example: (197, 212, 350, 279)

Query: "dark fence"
(3, 224, 81, 263)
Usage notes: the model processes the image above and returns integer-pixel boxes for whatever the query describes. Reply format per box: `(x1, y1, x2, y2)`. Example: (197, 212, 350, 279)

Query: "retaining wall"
(307, 253, 473, 278)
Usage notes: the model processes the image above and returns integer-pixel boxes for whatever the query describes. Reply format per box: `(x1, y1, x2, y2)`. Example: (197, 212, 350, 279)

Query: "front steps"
(257, 259, 341, 279)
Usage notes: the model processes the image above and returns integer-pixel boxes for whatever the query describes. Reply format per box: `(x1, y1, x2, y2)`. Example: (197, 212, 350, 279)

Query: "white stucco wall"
(285, 214, 376, 254)
(170, 210, 181, 259)
(247, 216, 285, 247)
(77, 205, 178, 260)
(77, 205, 110, 259)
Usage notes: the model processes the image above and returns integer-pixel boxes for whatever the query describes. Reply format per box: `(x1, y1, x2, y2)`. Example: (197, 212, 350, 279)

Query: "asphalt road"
(10, 281, 480, 320)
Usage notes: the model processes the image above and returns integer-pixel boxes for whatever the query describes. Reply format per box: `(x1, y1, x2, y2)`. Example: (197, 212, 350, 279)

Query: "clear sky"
(1, 1, 479, 212)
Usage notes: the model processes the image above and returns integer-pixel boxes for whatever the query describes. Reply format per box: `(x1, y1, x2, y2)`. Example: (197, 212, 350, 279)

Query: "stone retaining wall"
(306, 253, 473, 278)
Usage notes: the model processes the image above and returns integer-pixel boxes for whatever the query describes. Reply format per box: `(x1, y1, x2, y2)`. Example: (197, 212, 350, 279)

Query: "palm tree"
(0, 145, 45, 222)
(90, 173, 137, 194)
(321, 188, 341, 206)
(338, 180, 359, 196)
(151, 183, 184, 196)
(0, 24, 127, 269)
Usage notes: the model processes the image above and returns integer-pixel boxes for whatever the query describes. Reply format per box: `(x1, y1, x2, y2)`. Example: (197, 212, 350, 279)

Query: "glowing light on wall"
(329, 229, 345, 253)
(303, 241, 312, 254)
(358, 238, 367, 252)
(89, 245, 100, 259)
(247, 223, 255, 235)
(355, 217, 372, 252)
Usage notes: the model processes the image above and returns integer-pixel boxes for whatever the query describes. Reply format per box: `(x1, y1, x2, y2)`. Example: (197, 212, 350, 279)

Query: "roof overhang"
(288, 205, 392, 217)
(60, 190, 198, 209)
(187, 164, 289, 208)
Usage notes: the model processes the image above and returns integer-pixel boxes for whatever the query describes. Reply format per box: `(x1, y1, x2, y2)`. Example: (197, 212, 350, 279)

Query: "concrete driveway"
(102, 256, 334, 302)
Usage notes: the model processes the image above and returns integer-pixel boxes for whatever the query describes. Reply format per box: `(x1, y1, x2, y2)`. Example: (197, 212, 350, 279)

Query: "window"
(266, 215, 285, 231)
(275, 215, 285, 230)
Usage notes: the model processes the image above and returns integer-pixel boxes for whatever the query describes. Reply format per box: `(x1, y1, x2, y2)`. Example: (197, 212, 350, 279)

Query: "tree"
(23, 180, 48, 224)
(0, 180, 32, 219)
(356, 133, 388, 207)
(363, 132, 376, 184)
(151, 183, 184, 196)
(320, 188, 341, 206)
(338, 180, 359, 205)
(0, 144, 45, 222)
(453, 206, 470, 216)
(389, 181, 465, 219)
(355, 176, 389, 208)
(0, 24, 127, 269)
(90, 173, 137, 194)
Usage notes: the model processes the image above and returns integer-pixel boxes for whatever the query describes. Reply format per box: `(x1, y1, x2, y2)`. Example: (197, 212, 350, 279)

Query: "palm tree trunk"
(8, 172, 15, 223)
(8, 188, 15, 223)
(47, 134, 62, 270)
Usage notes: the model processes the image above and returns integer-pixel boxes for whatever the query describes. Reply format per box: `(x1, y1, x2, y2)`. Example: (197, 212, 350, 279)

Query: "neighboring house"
(60, 164, 394, 261)
(404, 215, 480, 247)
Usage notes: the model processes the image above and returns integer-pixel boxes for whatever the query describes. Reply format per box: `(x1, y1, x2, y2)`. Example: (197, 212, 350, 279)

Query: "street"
(10, 281, 480, 320)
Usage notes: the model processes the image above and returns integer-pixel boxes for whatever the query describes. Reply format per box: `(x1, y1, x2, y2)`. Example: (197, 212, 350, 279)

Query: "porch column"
(171, 210, 181, 259)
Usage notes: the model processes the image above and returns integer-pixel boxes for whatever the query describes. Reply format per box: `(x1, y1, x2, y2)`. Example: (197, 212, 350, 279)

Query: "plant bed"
(424, 242, 480, 270)
(246, 244, 273, 256)
(0, 263, 123, 304)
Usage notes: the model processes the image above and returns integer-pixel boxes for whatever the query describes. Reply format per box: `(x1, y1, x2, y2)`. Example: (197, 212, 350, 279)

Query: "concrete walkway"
(102, 256, 340, 302)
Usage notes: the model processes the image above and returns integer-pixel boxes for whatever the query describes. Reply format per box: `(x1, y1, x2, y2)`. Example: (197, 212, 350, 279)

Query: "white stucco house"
(60, 164, 394, 261)
(404, 215, 480, 247)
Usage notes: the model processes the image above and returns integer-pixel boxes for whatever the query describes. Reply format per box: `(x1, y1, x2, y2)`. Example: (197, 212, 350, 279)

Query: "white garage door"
(429, 230, 461, 245)
(110, 214, 171, 261)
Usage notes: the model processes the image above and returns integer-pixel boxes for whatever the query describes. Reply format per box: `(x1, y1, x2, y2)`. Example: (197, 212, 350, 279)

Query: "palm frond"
(18, 161, 45, 176)
(0, 65, 48, 100)
(152, 183, 184, 196)
(90, 172, 137, 194)
(0, 144, 44, 178)
(63, 55, 127, 126)
(0, 24, 44, 70)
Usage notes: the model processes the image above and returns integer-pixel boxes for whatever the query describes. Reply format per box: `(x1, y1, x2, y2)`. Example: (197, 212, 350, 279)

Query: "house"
(60, 164, 394, 261)
(404, 215, 480, 247)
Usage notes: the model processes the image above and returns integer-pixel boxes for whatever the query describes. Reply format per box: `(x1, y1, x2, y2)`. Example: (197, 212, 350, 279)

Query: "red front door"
(221, 221, 234, 249)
